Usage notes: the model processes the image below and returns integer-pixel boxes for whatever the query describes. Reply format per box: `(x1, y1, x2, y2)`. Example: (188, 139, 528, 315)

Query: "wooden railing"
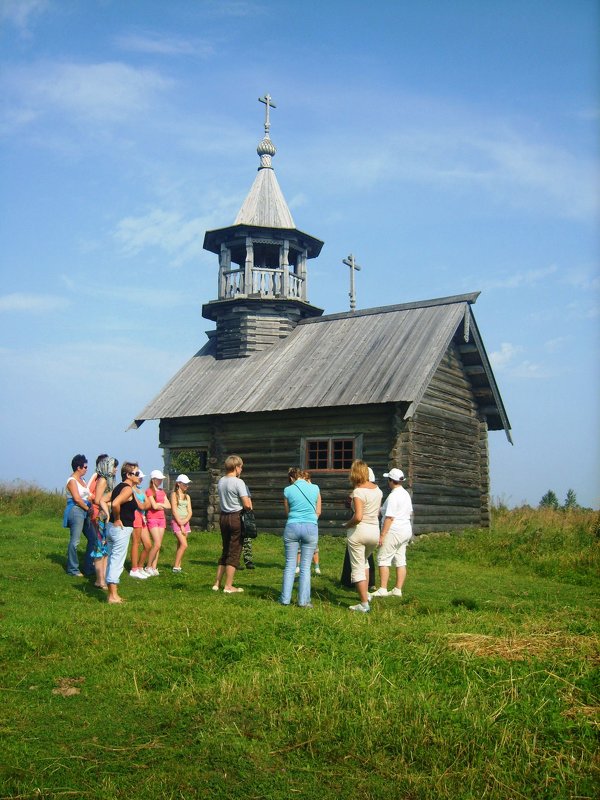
(221, 267, 305, 300)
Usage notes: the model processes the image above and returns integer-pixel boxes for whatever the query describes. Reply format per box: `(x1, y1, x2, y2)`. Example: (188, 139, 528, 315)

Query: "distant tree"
(539, 490, 559, 509)
(563, 489, 579, 511)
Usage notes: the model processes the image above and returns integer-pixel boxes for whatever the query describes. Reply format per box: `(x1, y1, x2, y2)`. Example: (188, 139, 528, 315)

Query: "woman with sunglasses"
(63, 454, 95, 577)
(106, 462, 141, 604)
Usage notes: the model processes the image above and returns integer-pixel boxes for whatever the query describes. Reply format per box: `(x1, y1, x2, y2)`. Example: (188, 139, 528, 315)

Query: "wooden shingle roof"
(133, 292, 511, 438)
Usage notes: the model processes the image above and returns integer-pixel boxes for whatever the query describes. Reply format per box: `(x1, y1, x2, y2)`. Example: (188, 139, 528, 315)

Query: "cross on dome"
(259, 93, 277, 136)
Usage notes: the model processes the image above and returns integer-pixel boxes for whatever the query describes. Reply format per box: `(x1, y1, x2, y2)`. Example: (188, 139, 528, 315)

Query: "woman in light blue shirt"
(279, 467, 321, 608)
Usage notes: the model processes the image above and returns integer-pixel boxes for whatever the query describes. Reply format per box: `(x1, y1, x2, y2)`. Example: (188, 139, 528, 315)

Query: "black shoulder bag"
(241, 509, 258, 539)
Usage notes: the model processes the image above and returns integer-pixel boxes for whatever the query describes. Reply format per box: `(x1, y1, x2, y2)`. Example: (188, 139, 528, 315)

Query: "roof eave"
(203, 224, 324, 258)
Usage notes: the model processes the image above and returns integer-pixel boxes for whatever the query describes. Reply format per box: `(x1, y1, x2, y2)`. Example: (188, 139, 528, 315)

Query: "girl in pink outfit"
(145, 470, 171, 576)
(130, 471, 151, 579)
(170, 474, 193, 573)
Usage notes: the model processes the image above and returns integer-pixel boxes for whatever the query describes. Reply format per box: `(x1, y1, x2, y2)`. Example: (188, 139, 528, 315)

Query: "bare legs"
(93, 555, 107, 589)
(213, 563, 237, 591)
(147, 527, 165, 572)
(377, 565, 407, 592)
(131, 527, 152, 572)
(355, 578, 369, 603)
(173, 531, 188, 569)
(107, 583, 124, 603)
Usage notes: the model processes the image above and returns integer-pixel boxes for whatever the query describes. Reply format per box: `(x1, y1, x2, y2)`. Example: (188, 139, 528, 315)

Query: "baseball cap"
(367, 467, 376, 482)
(150, 469, 166, 480)
(383, 468, 405, 482)
(176, 474, 192, 484)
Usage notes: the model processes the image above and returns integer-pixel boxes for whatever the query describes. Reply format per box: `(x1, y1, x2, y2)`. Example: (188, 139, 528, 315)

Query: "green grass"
(0, 492, 598, 800)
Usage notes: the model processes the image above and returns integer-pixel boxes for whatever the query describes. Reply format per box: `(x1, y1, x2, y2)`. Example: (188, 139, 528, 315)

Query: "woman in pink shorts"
(170, 474, 193, 573)
(130, 470, 152, 579)
(145, 470, 171, 576)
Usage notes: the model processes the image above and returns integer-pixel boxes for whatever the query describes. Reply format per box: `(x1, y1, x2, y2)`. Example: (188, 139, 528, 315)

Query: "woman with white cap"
(145, 469, 171, 576)
(372, 468, 413, 598)
(170, 474, 193, 573)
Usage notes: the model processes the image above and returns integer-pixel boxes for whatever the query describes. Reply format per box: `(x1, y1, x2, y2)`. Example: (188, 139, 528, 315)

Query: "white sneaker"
(130, 569, 148, 580)
(349, 603, 370, 613)
(390, 587, 403, 597)
(371, 587, 389, 597)
(144, 567, 158, 577)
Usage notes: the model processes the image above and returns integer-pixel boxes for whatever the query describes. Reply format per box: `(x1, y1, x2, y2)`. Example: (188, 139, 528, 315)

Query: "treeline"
(539, 488, 591, 511)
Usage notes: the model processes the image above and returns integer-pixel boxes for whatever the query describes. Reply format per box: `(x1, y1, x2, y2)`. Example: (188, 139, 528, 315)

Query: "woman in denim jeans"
(105, 462, 140, 604)
(279, 467, 321, 608)
(63, 454, 95, 577)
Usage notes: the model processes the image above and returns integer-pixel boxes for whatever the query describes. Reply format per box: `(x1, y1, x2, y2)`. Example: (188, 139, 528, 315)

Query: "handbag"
(241, 509, 258, 539)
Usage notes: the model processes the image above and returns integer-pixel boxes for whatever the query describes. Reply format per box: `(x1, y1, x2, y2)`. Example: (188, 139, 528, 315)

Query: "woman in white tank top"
(343, 460, 382, 613)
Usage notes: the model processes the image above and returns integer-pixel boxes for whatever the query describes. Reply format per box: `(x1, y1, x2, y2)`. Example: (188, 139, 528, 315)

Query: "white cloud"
(562, 266, 600, 292)
(490, 345, 556, 379)
(2, 61, 173, 129)
(565, 301, 600, 321)
(480, 264, 558, 292)
(113, 199, 239, 267)
(309, 97, 599, 220)
(289, 192, 309, 210)
(0, 292, 68, 313)
(490, 342, 523, 370)
(115, 31, 214, 57)
(544, 337, 568, 354)
(0, 0, 47, 32)
(114, 209, 207, 267)
(509, 360, 554, 380)
(59, 274, 193, 309)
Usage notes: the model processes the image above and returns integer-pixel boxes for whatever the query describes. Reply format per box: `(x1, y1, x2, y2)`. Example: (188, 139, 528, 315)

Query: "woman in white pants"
(343, 460, 382, 613)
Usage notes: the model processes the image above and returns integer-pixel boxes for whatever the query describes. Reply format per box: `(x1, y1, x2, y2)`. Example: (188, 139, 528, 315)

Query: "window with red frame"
(305, 438, 356, 471)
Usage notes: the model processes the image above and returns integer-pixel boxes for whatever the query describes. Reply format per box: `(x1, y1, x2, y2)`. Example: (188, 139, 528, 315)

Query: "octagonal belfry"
(202, 95, 324, 359)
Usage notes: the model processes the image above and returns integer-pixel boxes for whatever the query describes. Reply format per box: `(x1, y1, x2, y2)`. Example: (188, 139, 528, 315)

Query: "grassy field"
(0, 486, 598, 800)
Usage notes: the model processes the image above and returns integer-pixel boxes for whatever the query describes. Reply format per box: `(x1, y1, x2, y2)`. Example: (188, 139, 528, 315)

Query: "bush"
(0, 482, 65, 517)
(486, 505, 600, 581)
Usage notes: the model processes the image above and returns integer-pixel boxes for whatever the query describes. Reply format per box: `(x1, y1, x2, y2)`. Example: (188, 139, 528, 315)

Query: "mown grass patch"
(0, 499, 598, 799)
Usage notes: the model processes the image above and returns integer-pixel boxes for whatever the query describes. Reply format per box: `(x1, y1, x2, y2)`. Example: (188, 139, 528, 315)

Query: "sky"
(0, 0, 598, 509)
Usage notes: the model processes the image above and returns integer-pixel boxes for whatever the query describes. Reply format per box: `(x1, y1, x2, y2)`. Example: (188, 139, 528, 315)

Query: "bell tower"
(202, 95, 324, 360)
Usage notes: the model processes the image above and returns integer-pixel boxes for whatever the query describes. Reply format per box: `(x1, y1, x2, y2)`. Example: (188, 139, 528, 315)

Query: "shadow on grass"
(72, 581, 110, 603)
(47, 551, 67, 570)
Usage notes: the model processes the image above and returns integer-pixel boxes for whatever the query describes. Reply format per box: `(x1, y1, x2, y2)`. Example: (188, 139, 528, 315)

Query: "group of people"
(64, 454, 195, 604)
(279, 459, 413, 612)
(64, 451, 413, 612)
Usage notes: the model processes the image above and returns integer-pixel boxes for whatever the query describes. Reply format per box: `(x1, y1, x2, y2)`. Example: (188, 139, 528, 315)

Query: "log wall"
(407, 341, 489, 531)
(157, 341, 491, 534)
(160, 403, 401, 534)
